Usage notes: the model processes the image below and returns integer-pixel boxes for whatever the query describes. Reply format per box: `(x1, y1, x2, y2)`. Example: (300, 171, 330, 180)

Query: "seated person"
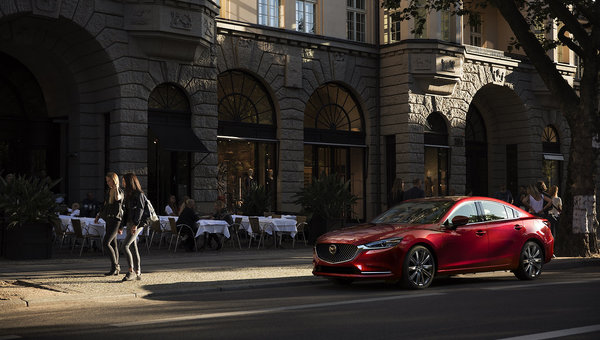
(205, 199, 232, 250)
(165, 195, 178, 216)
(81, 192, 101, 217)
(176, 199, 199, 252)
(68, 203, 81, 217)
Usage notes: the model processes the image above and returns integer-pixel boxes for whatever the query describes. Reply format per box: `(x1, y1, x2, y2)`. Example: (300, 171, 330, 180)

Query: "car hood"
(317, 223, 438, 245)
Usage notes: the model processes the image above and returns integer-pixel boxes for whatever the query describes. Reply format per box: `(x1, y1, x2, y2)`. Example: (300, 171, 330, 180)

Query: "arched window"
(217, 70, 277, 211)
(149, 83, 190, 112)
(424, 112, 449, 197)
(148, 84, 203, 212)
(303, 83, 366, 220)
(541, 125, 562, 188)
(218, 70, 275, 139)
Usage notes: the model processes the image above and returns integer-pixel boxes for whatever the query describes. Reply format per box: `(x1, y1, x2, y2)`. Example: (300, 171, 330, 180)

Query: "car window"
(372, 201, 454, 224)
(446, 202, 480, 226)
(480, 201, 509, 221)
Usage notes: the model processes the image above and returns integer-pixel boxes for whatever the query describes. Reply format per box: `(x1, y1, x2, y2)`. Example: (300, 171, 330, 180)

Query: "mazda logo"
(329, 244, 337, 255)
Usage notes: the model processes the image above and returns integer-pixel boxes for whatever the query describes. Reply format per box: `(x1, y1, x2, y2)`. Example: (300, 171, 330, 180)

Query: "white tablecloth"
(232, 215, 297, 237)
(59, 215, 128, 240)
(194, 219, 231, 238)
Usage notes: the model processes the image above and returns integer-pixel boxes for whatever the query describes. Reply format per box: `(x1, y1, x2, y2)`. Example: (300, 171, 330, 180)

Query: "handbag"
(142, 194, 159, 225)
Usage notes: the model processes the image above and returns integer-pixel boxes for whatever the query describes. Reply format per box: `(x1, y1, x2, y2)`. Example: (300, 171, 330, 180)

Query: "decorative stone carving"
(170, 11, 192, 30)
(491, 66, 506, 85)
(411, 53, 463, 96)
(125, 3, 218, 61)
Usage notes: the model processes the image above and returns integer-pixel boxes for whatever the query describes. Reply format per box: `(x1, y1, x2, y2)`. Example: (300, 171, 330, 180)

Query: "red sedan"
(313, 197, 554, 289)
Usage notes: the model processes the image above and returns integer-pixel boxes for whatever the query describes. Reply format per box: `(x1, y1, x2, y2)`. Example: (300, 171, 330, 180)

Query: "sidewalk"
(1, 245, 598, 311)
(0, 245, 317, 310)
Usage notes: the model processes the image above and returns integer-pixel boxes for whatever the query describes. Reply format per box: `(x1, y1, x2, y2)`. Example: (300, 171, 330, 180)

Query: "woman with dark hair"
(121, 173, 147, 281)
(95, 172, 123, 276)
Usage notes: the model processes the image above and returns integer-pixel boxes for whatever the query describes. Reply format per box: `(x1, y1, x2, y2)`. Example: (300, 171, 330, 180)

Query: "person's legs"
(102, 220, 120, 275)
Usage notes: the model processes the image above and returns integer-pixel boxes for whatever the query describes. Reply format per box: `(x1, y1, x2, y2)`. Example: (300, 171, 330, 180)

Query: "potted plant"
(293, 173, 357, 244)
(241, 183, 271, 216)
(0, 174, 60, 260)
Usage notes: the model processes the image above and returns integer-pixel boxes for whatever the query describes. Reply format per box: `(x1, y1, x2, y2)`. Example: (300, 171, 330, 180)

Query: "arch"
(216, 69, 278, 211)
(217, 69, 275, 126)
(147, 83, 197, 211)
(303, 81, 367, 219)
(424, 112, 449, 146)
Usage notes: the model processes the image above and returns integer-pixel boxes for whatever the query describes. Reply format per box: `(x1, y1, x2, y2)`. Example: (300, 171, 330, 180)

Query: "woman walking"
(95, 172, 123, 276)
(121, 173, 147, 281)
(522, 184, 551, 217)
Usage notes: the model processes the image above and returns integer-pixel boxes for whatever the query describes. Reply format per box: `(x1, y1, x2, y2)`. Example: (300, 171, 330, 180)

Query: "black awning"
(148, 124, 209, 153)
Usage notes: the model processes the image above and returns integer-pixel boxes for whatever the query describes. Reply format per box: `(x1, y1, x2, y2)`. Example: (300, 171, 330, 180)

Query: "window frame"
(258, 0, 280, 28)
(296, 0, 317, 34)
(347, 0, 366, 42)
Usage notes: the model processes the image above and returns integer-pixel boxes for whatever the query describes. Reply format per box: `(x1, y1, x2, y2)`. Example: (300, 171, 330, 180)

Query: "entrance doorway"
(0, 53, 61, 182)
(465, 105, 488, 196)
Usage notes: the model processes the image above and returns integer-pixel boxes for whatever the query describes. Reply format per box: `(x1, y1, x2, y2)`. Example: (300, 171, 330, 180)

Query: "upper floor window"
(258, 0, 280, 27)
(441, 11, 451, 41)
(469, 13, 482, 46)
(347, 0, 366, 42)
(296, 0, 316, 33)
(389, 13, 401, 42)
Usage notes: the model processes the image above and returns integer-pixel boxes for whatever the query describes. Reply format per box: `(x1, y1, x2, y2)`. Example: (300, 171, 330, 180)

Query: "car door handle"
(514, 224, 523, 230)
(475, 230, 486, 236)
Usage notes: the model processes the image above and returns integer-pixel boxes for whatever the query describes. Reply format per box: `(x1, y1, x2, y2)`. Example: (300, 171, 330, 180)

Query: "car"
(313, 196, 554, 289)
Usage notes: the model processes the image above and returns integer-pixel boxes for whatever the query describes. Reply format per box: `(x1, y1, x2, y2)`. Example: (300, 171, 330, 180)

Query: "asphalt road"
(1, 263, 599, 340)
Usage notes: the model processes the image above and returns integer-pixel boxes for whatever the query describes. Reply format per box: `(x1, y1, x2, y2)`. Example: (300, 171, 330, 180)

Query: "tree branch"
(557, 25, 585, 58)
(547, 0, 592, 51)
(489, 0, 580, 111)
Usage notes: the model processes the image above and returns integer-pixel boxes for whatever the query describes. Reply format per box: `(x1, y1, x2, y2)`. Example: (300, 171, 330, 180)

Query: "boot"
(122, 271, 135, 281)
(104, 264, 120, 276)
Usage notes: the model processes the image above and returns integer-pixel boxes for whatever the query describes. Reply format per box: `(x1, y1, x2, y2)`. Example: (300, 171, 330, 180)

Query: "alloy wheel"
(522, 242, 543, 278)
(407, 247, 434, 287)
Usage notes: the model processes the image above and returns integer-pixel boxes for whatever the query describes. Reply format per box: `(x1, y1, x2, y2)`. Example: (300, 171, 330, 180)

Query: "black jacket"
(122, 191, 146, 228)
(177, 207, 199, 229)
(98, 188, 123, 221)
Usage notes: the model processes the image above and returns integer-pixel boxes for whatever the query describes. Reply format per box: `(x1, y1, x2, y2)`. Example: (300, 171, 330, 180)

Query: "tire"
(514, 241, 544, 280)
(401, 245, 435, 289)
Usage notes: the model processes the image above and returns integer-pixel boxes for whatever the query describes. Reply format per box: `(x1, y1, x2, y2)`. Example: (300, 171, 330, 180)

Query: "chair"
(248, 217, 264, 249)
(173, 223, 198, 252)
(53, 220, 67, 248)
(166, 218, 179, 250)
(71, 219, 103, 256)
(228, 217, 243, 249)
(293, 215, 308, 248)
(147, 219, 163, 252)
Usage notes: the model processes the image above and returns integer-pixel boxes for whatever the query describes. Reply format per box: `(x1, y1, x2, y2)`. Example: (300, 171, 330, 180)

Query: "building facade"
(0, 0, 577, 218)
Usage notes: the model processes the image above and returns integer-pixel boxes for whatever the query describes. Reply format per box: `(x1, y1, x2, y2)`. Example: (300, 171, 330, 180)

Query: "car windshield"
(372, 200, 454, 224)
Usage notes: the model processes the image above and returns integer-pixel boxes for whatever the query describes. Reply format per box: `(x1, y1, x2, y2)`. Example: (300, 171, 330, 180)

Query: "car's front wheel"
(514, 241, 544, 280)
(401, 245, 435, 289)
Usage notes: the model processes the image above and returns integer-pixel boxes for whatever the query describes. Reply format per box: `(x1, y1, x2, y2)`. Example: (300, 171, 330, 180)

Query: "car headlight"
(357, 237, 404, 250)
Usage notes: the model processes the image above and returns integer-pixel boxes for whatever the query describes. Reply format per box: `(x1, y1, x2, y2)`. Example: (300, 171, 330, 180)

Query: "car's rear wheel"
(514, 241, 544, 280)
(402, 245, 435, 289)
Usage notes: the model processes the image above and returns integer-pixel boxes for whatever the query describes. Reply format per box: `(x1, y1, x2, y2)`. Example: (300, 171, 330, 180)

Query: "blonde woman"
(95, 172, 124, 276)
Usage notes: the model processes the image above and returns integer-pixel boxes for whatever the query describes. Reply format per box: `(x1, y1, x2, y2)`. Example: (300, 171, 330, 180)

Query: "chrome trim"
(360, 271, 392, 275)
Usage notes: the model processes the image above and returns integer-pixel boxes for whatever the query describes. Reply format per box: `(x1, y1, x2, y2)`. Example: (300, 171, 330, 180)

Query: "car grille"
(315, 243, 360, 263)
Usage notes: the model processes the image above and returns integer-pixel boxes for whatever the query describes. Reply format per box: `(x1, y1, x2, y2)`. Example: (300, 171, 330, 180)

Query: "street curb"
(2, 276, 323, 309)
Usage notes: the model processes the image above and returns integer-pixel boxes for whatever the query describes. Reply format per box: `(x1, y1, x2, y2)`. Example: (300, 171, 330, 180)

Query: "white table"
(194, 219, 231, 238)
(59, 215, 128, 240)
(232, 215, 298, 237)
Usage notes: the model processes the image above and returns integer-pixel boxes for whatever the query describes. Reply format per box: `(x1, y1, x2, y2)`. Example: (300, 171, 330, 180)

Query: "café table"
(232, 215, 297, 247)
(194, 219, 231, 239)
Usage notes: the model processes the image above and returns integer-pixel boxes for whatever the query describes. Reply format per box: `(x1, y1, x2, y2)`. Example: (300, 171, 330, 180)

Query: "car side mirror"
(449, 215, 469, 228)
